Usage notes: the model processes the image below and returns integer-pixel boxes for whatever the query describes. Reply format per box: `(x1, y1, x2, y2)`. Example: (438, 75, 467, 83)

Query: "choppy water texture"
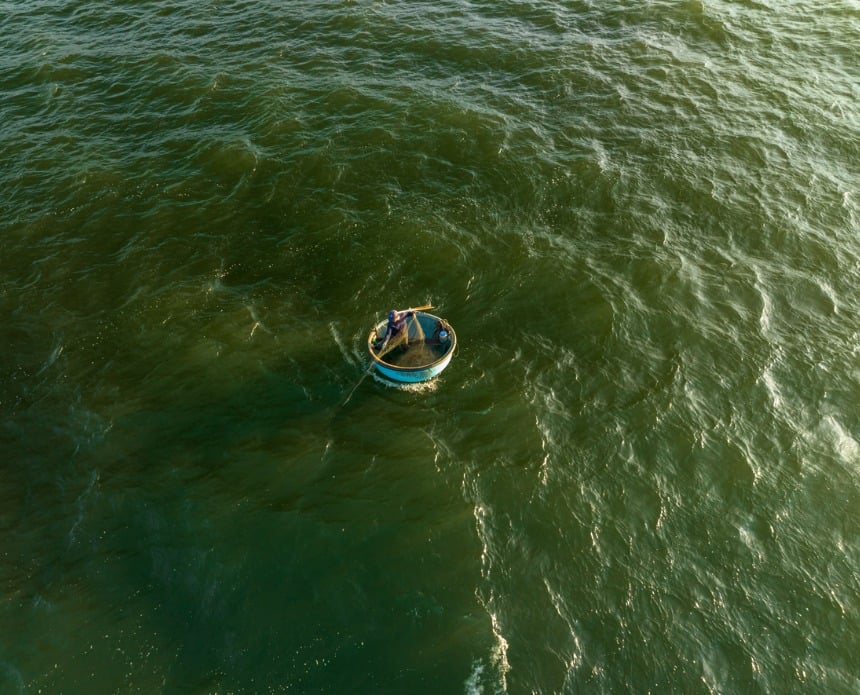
(2, 0, 859, 692)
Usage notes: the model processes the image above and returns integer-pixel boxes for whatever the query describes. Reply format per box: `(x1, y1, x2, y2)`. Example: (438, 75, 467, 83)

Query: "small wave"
(485, 598, 511, 693)
(35, 337, 64, 376)
(463, 659, 485, 695)
(370, 371, 440, 394)
(329, 321, 357, 368)
(67, 468, 99, 547)
(810, 414, 860, 464)
(0, 661, 24, 695)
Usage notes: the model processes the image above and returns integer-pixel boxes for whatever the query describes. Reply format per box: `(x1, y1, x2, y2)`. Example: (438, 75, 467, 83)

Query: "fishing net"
(372, 314, 452, 367)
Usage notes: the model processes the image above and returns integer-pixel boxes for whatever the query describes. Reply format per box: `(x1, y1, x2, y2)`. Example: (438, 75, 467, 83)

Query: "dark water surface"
(2, 1, 858, 692)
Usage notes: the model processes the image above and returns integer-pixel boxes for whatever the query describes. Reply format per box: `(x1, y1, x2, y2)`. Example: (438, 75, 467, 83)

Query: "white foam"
(330, 322, 357, 367)
(488, 605, 511, 692)
(371, 372, 440, 394)
(463, 660, 484, 695)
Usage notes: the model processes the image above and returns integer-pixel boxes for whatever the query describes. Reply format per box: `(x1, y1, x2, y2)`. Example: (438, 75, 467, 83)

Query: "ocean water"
(1, 1, 858, 692)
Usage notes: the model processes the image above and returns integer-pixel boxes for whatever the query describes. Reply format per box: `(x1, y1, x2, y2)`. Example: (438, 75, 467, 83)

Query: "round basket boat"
(367, 312, 457, 383)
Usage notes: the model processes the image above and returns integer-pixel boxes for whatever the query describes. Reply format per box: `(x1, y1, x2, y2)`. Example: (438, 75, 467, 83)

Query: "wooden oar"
(340, 363, 374, 407)
(339, 329, 403, 407)
(375, 329, 408, 359)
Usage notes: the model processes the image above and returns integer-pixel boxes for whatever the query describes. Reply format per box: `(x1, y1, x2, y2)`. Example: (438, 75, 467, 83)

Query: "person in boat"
(375, 309, 415, 354)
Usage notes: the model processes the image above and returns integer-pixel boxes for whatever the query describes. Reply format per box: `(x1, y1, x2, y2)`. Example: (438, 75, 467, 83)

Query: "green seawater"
(1, 1, 858, 693)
